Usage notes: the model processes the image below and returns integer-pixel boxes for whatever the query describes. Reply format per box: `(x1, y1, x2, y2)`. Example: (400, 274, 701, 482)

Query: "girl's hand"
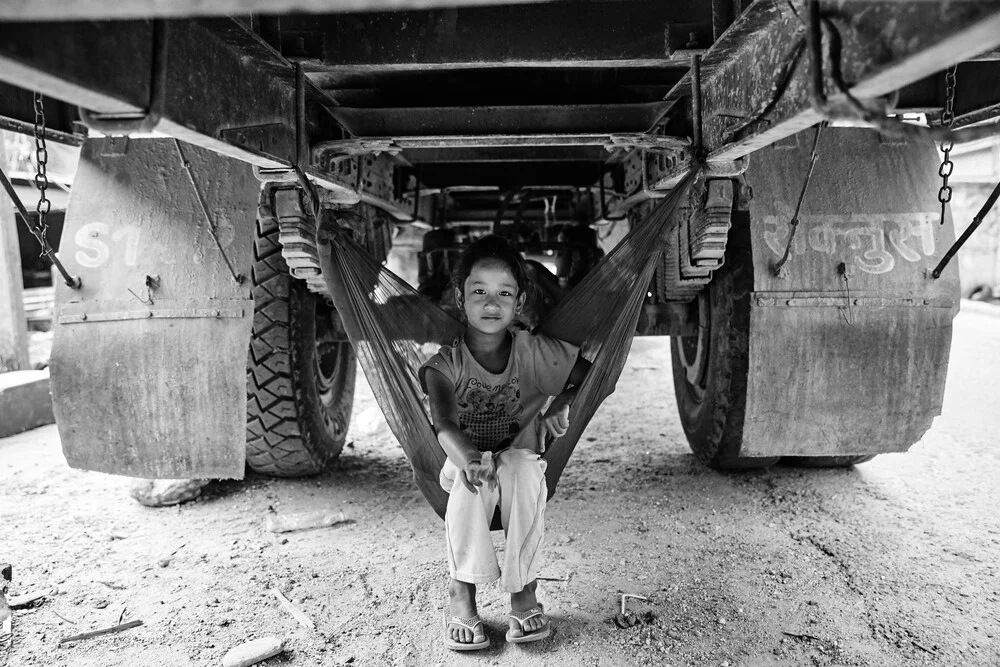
(460, 458, 496, 494)
(541, 402, 570, 440)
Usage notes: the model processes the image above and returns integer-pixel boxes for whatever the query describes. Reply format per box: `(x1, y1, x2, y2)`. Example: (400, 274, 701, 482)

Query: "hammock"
(315, 172, 697, 518)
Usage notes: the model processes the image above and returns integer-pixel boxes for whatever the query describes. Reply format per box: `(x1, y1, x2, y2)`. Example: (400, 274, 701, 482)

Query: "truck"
(1, 0, 998, 492)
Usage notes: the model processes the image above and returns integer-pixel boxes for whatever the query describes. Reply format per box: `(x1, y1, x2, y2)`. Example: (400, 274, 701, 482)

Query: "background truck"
(1, 0, 998, 484)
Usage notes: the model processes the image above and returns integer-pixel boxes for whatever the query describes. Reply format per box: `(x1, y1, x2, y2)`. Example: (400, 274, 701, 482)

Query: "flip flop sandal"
(444, 614, 490, 651)
(506, 604, 551, 644)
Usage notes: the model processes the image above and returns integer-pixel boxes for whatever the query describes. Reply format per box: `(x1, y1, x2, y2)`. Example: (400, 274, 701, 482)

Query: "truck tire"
(781, 455, 875, 467)
(245, 201, 356, 477)
(669, 224, 779, 470)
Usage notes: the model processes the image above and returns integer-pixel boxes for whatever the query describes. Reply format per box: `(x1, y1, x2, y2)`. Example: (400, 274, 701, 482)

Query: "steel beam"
(0, 0, 552, 22)
(895, 62, 1000, 129)
(648, 0, 1000, 188)
(279, 3, 710, 69)
(312, 132, 686, 160)
(0, 83, 82, 144)
(0, 18, 420, 216)
(0, 20, 296, 166)
(329, 103, 671, 137)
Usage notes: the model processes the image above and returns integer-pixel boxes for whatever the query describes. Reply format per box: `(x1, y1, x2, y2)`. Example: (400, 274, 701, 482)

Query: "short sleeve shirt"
(420, 330, 579, 452)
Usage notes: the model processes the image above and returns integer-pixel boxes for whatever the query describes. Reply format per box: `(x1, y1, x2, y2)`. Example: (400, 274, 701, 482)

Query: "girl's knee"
(497, 449, 546, 485)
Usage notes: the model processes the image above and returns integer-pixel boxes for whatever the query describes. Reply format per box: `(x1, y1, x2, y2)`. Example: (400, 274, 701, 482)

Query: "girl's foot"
(508, 580, 547, 638)
(447, 579, 485, 646)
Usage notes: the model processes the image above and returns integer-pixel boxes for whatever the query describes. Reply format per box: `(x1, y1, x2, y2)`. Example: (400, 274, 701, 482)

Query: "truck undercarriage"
(1, 0, 998, 481)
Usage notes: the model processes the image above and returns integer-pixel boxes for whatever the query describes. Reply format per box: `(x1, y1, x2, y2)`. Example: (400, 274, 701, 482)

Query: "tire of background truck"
(780, 455, 875, 467)
(245, 199, 357, 477)
(669, 225, 780, 470)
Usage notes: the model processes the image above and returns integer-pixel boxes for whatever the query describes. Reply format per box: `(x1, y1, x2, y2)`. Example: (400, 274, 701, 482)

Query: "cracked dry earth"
(2, 308, 999, 667)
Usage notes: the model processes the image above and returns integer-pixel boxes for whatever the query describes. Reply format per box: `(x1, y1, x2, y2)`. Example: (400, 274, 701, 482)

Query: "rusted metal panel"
(740, 127, 960, 457)
(49, 137, 258, 479)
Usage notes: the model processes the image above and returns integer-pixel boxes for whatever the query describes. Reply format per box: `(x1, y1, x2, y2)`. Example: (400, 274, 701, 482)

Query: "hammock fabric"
(316, 172, 697, 519)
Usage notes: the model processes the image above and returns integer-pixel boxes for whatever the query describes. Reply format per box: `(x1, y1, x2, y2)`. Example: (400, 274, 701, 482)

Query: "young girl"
(420, 235, 590, 650)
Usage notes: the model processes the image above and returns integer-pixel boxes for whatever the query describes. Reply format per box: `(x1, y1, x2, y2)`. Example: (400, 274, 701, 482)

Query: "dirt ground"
(2, 310, 1000, 667)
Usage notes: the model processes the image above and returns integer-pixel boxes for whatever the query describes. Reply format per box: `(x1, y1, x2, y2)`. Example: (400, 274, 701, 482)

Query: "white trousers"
(439, 447, 547, 593)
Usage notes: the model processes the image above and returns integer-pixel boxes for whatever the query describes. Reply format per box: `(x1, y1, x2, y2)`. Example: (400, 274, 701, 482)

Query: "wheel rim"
(313, 298, 350, 436)
(676, 292, 710, 402)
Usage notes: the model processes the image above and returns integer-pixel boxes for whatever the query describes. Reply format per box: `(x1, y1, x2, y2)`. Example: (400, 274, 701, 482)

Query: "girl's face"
(460, 258, 525, 335)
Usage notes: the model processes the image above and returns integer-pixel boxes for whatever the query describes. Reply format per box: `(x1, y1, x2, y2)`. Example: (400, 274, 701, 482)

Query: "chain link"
(32, 92, 51, 246)
(936, 65, 957, 225)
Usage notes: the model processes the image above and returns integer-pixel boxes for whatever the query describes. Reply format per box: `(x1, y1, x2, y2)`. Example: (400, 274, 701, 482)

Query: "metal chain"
(32, 93, 52, 248)
(936, 65, 957, 225)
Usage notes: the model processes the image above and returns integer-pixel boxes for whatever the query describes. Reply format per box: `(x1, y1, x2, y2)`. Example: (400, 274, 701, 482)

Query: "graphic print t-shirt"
(420, 330, 579, 453)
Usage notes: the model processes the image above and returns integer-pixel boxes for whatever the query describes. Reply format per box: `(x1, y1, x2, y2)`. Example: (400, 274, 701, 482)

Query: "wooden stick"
(8, 589, 49, 608)
(58, 620, 143, 644)
(52, 610, 76, 625)
(782, 631, 824, 643)
(271, 588, 315, 631)
(97, 581, 126, 591)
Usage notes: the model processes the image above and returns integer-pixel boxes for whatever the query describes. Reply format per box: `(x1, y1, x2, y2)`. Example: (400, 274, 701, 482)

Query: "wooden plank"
(0, 132, 29, 371)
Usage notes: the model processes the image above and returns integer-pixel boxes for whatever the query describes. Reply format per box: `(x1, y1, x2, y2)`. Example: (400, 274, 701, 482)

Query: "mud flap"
(50, 137, 258, 478)
(741, 128, 960, 457)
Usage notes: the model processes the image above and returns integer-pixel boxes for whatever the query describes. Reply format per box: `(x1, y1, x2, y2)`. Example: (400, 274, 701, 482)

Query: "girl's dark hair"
(452, 234, 530, 295)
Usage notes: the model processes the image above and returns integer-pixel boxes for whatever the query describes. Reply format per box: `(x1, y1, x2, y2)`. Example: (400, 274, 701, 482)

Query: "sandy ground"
(2, 307, 1000, 667)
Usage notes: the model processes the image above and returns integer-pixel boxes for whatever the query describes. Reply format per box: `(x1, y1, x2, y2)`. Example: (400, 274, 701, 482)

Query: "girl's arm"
(566, 355, 592, 389)
(539, 355, 592, 443)
(424, 366, 496, 493)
